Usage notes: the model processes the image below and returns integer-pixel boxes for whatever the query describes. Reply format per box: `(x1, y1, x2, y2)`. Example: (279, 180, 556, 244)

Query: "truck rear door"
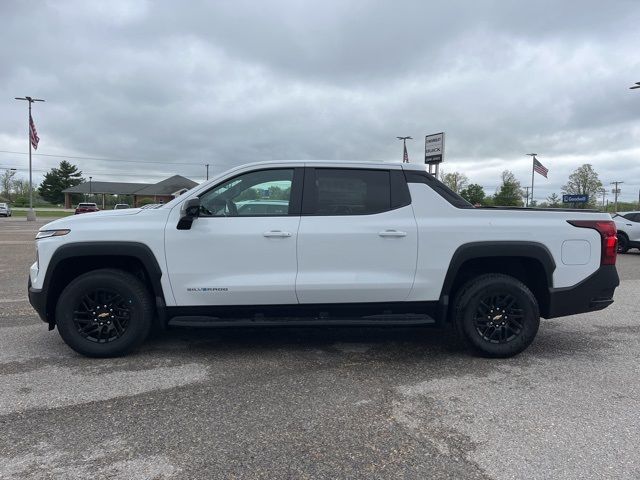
(295, 167, 418, 303)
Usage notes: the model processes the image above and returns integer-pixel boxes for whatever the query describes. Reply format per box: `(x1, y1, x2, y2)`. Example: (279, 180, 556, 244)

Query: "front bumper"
(28, 276, 49, 325)
(546, 265, 619, 318)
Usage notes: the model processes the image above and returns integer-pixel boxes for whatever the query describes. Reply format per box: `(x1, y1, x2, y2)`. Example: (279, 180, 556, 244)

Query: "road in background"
(1, 217, 639, 479)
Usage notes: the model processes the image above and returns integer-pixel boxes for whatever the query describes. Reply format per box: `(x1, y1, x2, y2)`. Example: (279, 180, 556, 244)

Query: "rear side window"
(404, 170, 473, 209)
(302, 168, 410, 216)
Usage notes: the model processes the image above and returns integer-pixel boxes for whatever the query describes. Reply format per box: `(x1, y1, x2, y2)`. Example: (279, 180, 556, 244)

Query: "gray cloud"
(1, 0, 640, 203)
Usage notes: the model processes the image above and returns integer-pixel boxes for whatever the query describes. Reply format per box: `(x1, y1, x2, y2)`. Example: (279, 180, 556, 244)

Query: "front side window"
(199, 169, 294, 217)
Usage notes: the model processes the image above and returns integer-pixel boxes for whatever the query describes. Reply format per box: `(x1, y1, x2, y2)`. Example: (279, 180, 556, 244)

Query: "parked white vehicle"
(28, 161, 619, 358)
(0, 203, 12, 217)
(613, 211, 640, 253)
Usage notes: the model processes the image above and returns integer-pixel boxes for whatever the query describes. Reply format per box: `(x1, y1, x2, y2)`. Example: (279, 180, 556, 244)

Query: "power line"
(0, 165, 204, 180)
(0, 149, 205, 166)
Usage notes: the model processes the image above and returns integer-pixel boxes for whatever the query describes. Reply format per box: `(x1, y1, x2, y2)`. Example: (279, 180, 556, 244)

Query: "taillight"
(567, 220, 618, 265)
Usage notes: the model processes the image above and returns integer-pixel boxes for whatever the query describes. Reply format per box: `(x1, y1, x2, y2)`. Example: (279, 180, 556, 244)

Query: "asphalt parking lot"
(1, 217, 639, 480)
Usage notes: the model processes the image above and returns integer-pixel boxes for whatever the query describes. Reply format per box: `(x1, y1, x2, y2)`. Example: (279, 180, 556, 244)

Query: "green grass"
(10, 210, 74, 218)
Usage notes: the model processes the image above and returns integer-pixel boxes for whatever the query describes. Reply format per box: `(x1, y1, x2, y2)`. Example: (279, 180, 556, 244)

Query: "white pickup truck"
(613, 211, 640, 253)
(28, 161, 620, 358)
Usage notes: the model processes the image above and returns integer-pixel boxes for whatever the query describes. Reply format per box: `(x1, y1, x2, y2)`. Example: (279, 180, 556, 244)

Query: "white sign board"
(425, 132, 445, 164)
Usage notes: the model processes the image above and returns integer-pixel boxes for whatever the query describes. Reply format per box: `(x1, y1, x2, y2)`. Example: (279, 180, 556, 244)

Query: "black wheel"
(453, 273, 540, 358)
(55, 269, 153, 357)
(617, 233, 629, 254)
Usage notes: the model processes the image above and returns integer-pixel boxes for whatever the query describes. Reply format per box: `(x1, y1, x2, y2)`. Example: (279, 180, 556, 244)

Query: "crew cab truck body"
(28, 161, 619, 358)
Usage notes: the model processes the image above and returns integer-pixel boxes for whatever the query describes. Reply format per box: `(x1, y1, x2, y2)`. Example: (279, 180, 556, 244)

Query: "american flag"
(533, 157, 548, 178)
(30, 115, 39, 150)
(403, 143, 409, 163)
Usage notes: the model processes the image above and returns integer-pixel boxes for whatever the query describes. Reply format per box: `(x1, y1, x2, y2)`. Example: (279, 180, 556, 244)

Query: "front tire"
(453, 273, 540, 358)
(55, 269, 153, 357)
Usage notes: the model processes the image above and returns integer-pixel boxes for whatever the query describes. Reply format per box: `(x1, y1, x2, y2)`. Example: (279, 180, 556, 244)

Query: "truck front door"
(164, 167, 303, 306)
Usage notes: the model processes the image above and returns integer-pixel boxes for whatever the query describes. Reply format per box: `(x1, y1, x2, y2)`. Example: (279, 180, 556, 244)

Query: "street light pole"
(206, 164, 210, 180)
(89, 176, 92, 202)
(396, 136, 412, 163)
(14, 96, 45, 221)
(600, 188, 607, 210)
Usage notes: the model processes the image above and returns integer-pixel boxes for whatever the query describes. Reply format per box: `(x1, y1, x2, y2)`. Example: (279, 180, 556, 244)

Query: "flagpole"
(28, 100, 33, 218)
(530, 158, 534, 205)
(526, 153, 537, 207)
(14, 96, 45, 221)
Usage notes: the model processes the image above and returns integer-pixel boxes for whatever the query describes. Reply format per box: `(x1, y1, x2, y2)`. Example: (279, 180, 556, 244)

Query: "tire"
(453, 273, 540, 358)
(55, 268, 153, 357)
(617, 233, 629, 254)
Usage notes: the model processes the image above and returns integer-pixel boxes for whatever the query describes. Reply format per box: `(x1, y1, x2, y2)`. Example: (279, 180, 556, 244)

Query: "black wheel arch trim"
(38, 241, 165, 325)
(437, 241, 556, 321)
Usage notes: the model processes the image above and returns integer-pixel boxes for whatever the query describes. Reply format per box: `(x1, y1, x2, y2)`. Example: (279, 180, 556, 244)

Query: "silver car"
(0, 203, 12, 217)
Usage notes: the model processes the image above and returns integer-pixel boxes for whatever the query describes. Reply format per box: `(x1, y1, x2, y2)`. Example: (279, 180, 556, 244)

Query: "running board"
(168, 313, 436, 328)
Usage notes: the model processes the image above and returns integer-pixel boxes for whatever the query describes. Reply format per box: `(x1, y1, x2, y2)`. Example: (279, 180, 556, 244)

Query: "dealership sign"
(562, 194, 589, 203)
(424, 132, 445, 164)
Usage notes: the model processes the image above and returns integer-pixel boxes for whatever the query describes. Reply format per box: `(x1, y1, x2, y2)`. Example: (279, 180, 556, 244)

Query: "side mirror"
(177, 197, 200, 230)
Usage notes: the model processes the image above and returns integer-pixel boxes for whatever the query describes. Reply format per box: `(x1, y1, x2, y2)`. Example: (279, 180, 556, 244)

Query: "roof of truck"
(217, 160, 428, 171)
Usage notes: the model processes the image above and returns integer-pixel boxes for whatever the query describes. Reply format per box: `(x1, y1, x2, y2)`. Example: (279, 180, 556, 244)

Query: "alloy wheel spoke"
(475, 294, 524, 344)
(72, 288, 131, 343)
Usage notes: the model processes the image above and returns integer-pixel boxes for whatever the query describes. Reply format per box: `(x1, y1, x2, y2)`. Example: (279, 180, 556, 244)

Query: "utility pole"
(524, 186, 530, 207)
(610, 181, 623, 212)
(396, 136, 412, 163)
(206, 164, 210, 180)
(600, 188, 607, 209)
(14, 96, 45, 221)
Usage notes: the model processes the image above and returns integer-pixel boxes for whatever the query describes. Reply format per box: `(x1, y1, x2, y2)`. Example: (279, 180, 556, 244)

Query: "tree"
(1, 169, 17, 201)
(440, 171, 469, 193)
(267, 185, 291, 200)
(561, 164, 602, 209)
(12, 178, 30, 197)
(38, 161, 84, 204)
(546, 193, 561, 208)
(493, 170, 523, 206)
(460, 183, 486, 205)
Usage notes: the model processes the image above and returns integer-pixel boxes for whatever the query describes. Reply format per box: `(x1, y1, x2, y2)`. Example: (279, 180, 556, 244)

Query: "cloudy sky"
(1, 0, 639, 203)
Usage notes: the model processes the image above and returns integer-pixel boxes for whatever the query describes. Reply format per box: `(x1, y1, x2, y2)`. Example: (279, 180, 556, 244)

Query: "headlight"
(35, 229, 70, 240)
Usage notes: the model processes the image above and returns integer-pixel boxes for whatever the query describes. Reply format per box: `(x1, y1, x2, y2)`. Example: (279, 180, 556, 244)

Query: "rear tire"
(453, 273, 540, 358)
(55, 269, 153, 357)
(617, 233, 629, 254)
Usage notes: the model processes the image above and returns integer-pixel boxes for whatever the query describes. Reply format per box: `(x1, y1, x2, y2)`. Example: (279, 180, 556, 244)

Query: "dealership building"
(62, 175, 198, 209)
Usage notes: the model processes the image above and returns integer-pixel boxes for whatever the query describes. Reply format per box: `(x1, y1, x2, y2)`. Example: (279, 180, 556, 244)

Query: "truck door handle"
(263, 230, 292, 238)
(378, 230, 407, 237)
